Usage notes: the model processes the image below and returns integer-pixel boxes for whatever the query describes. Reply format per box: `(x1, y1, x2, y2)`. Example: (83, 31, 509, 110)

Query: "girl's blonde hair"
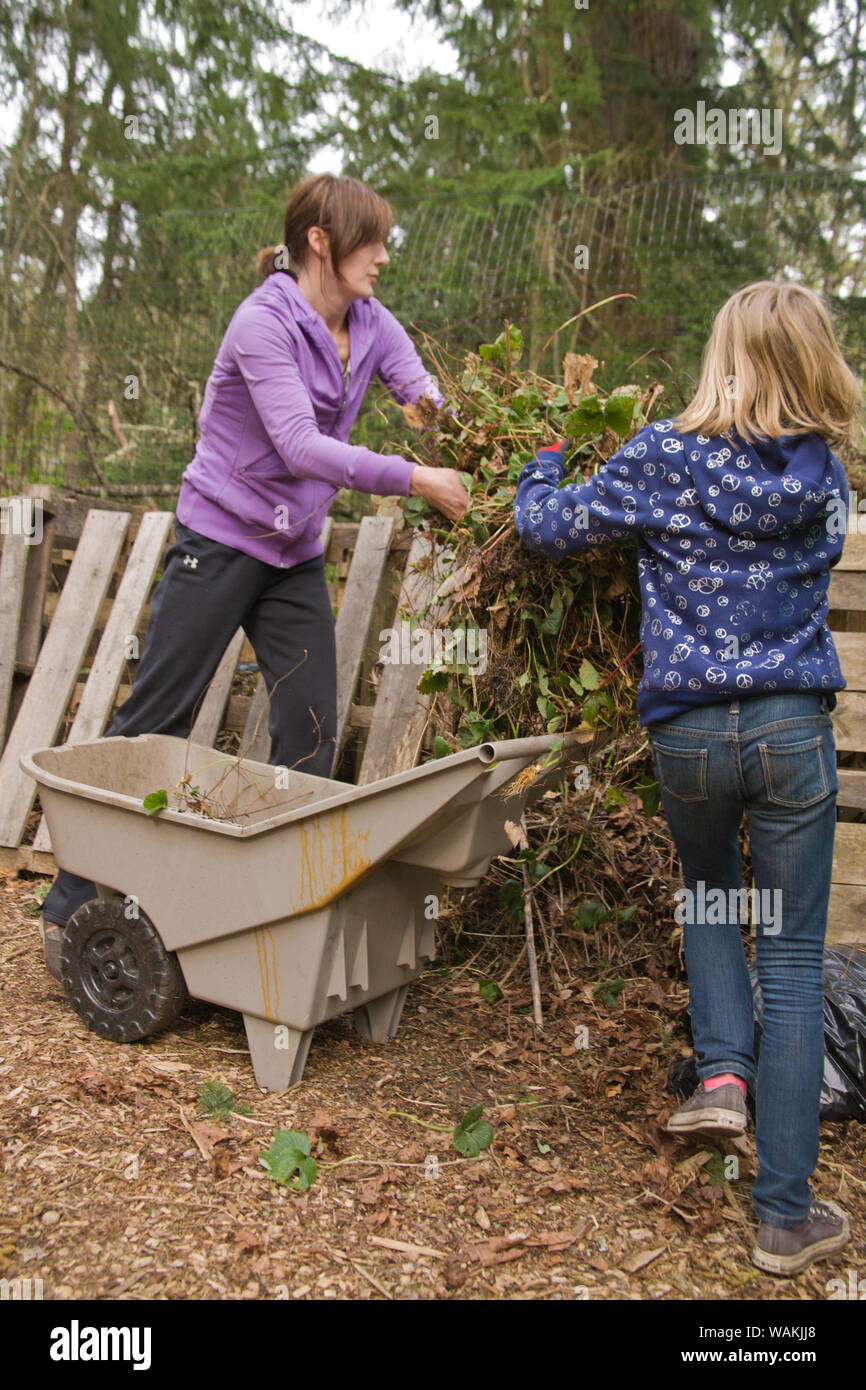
(674, 280, 862, 448)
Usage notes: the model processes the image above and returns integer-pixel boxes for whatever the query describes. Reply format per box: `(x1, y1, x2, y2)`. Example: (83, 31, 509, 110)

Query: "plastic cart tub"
(21, 731, 575, 1089)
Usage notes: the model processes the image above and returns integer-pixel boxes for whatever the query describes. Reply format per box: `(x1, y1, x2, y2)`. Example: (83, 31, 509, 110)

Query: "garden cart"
(21, 731, 576, 1089)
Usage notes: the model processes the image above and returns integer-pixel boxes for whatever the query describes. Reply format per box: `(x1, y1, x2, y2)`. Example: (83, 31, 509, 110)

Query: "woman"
(514, 280, 861, 1277)
(41, 173, 470, 939)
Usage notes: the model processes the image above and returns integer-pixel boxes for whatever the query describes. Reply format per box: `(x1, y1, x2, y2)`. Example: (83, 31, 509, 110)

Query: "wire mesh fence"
(2, 169, 864, 493)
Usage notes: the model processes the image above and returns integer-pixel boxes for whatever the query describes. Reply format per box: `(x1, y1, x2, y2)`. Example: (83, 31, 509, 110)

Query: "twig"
(317, 1240, 395, 1299)
(498, 941, 527, 988)
(330, 1157, 465, 1170)
(59, 482, 178, 497)
(369, 1235, 447, 1259)
(386, 1109, 452, 1132)
(221, 1113, 275, 1127)
(520, 812, 543, 1031)
(541, 293, 638, 353)
(175, 1101, 210, 1162)
(107, 399, 129, 449)
(346, 1258, 393, 1299)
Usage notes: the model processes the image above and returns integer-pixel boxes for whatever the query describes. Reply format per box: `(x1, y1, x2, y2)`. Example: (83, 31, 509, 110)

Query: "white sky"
(290, 0, 462, 170)
(0, 1, 462, 148)
(292, 0, 460, 78)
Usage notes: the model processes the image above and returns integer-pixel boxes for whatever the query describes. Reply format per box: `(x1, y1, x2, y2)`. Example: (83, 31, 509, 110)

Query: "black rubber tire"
(60, 898, 187, 1042)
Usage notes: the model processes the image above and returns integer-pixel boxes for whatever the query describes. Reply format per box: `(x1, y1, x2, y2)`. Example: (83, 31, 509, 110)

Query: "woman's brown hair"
(256, 173, 393, 282)
(674, 280, 863, 449)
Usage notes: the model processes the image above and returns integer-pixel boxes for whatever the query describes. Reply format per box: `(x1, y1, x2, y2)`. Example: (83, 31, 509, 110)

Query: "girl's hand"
(409, 465, 472, 521)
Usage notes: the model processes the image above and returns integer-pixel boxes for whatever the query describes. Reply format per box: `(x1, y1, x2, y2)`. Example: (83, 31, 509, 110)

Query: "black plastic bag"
(666, 946, 866, 1123)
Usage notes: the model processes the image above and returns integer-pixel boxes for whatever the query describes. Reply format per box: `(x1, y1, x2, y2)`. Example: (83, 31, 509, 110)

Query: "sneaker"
(666, 1081, 747, 1138)
(39, 915, 64, 982)
(753, 1199, 850, 1276)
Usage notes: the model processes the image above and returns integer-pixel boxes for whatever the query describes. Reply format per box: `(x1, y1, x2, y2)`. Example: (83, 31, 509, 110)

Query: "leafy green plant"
(388, 1104, 494, 1159)
(402, 493, 430, 525)
(258, 1129, 317, 1190)
(452, 1105, 494, 1157)
(395, 337, 649, 764)
(593, 976, 627, 1009)
(575, 899, 638, 933)
(565, 389, 639, 440)
(702, 1148, 734, 1184)
(634, 776, 661, 817)
(498, 878, 525, 925)
(27, 880, 52, 916)
(454, 709, 497, 748)
(197, 1080, 250, 1120)
(140, 761, 266, 823)
(478, 978, 503, 1003)
(478, 323, 523, 368)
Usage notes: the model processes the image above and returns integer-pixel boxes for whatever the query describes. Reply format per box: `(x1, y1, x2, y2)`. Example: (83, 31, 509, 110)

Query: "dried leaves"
(3, 873, 863, 1301)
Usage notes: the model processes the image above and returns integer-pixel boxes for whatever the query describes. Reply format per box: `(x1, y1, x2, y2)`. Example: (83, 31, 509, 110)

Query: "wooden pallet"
(827, 529, 866, 946)
(6, 490, 863, 948)
(0, 492, 457, 875)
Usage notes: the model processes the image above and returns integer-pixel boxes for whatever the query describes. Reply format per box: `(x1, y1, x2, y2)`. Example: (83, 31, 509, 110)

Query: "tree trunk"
(58, 9, 83, 482)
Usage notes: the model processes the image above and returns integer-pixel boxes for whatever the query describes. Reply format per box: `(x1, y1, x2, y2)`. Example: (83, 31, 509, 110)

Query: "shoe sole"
(752, 1215, 850, 1276)
(666, 1106, 746, 1138)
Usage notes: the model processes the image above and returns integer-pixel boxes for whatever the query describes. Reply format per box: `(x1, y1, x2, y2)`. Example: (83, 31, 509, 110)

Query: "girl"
(41, 173, 470, 938)
(514, 280, 861, 1276)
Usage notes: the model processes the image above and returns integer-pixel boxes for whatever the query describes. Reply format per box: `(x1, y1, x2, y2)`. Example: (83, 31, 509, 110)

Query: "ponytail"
(256, 243, 293, 278)
(255, 174, 392, 283)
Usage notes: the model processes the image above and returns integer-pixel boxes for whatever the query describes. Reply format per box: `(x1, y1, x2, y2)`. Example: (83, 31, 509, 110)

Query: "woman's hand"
(409, 465, 472, 521)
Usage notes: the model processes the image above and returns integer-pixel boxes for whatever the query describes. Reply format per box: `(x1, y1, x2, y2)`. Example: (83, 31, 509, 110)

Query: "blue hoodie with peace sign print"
(513, 418, 850, 726)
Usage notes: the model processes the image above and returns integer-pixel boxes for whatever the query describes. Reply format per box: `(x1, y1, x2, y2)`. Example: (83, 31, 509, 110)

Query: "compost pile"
(392, 327, 682, 990)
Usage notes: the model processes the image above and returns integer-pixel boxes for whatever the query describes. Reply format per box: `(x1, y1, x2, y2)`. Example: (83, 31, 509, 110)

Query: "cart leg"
(353, 983, 411, 1043)
(243, 1014, 315, 1090)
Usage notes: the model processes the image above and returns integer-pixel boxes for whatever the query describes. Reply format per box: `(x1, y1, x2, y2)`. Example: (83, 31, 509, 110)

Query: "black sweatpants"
(41, 520, 338, 926)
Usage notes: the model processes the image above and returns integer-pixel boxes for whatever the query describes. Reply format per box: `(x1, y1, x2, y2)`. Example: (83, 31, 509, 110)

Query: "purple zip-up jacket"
(176, 270, 441, 567)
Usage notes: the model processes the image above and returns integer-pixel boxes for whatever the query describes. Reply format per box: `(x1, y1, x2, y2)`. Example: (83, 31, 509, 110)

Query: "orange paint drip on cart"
(294, 807, 371, 912)
(254, 927, 280, 1021)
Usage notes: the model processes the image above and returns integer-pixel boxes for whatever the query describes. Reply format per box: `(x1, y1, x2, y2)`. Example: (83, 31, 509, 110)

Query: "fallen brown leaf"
(442, 1258, 469, 1290)
(189, 1121, 230, 1160)
(211, 1150, 243, 1181)
(233, 1228, 262, 1251)
(620, 1245, 667, 1274)
(396, 1143, 427, 1164)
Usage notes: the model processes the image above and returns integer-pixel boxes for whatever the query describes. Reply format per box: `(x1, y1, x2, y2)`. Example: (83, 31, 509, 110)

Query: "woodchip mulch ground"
(1, 869, 864, 1302)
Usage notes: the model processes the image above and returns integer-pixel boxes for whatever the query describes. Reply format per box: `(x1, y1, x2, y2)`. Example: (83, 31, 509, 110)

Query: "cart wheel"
(61, 898, 187, 1042)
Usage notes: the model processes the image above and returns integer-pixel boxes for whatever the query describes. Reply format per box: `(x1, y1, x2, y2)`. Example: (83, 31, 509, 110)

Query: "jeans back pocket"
(651, 740, 709, 802)
(758, 733, 836, 808)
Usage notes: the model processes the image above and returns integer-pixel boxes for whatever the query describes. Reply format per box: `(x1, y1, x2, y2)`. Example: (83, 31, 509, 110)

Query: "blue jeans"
(648, 691, 838, 1228)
